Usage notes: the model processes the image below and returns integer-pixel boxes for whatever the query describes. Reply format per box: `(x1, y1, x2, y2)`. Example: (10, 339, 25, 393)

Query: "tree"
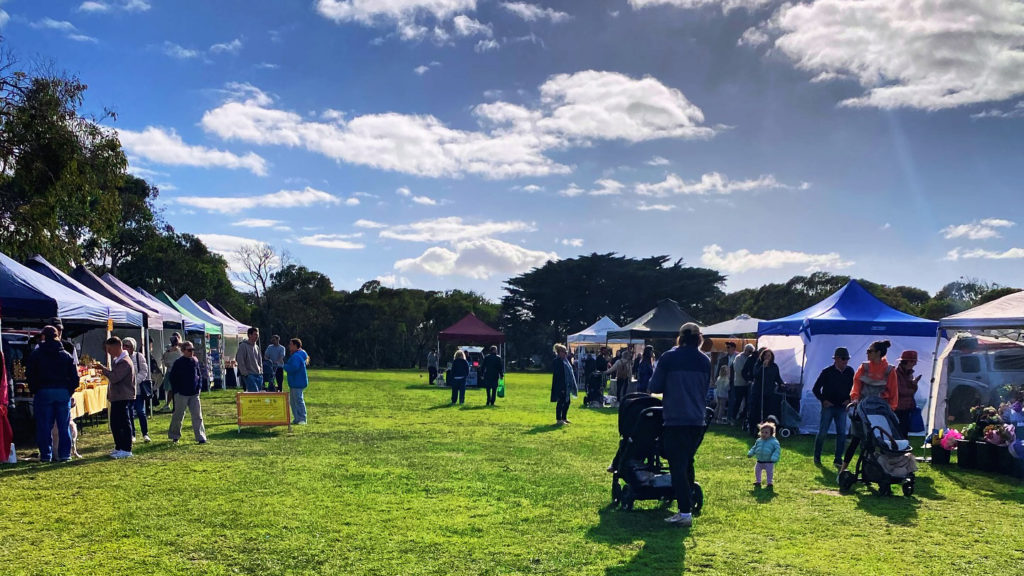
(82, 174, 162, 274)
(233, 242, 289, 301)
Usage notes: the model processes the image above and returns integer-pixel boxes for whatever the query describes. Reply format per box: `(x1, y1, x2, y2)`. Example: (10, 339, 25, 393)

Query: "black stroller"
(610, 393, 714, 513)
(837, 397, 917, 496)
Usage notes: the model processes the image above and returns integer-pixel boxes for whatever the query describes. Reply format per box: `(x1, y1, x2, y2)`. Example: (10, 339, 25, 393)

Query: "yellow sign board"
(236, 392, 291, 430)
(107, 318, 114, 332)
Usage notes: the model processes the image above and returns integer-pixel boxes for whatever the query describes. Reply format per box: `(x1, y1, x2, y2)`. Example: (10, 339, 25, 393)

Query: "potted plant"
(929, 429, 960, 465)
(960, 406, 1003, 470)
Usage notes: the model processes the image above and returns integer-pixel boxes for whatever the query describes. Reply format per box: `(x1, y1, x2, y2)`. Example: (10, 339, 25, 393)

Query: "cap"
(900, 350, 918, 362)
(833, 347, 850, 360)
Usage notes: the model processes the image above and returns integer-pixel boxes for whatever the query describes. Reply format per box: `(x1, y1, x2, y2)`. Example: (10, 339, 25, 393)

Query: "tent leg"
(924, 331, 945, 434)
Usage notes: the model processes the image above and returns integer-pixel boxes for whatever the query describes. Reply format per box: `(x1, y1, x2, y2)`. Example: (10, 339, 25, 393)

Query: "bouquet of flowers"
(984, 423, 1015, 447)
(999, 400, 1024, 425)
(939, 429, 963, 451)
(963, 406, 1003, 441)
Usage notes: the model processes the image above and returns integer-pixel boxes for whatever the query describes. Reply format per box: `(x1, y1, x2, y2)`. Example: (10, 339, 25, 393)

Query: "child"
(747, 421, 781, 489)
(714, 365, 730, 423)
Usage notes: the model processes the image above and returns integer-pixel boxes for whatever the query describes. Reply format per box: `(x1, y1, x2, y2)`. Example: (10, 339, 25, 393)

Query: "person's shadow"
(586, 505, 687, 575)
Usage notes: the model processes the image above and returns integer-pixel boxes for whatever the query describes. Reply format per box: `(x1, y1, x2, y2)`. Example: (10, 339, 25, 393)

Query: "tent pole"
(924, 328, 945, 435)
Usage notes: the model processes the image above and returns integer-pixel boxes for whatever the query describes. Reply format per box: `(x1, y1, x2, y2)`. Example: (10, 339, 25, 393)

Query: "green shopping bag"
(497, 377, 505, 398)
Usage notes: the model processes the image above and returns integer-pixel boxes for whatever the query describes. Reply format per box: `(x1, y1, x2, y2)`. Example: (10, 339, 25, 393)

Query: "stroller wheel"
(901, 479, 914, 497)
(837, 470, 855, 492)
(779, 428, 792, 439)
(690, 483, 704, 517)
(878, 483, 892, 497)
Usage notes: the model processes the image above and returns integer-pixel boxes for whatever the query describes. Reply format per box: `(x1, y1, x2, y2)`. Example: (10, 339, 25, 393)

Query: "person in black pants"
(450, 350, 469, 405)
(550, 344, 577, 425)
(480, 346, 504, 406)
(649, 323, 711, 527)
(748, 349, 785, 436)
(93, 337, 137, 459)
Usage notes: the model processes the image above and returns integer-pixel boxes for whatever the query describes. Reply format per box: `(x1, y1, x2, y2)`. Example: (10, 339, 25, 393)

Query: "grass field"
(2, 370, 1022, 575)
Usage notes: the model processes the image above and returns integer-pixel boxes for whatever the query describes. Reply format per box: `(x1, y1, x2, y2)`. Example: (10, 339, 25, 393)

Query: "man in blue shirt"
(649, 322, 711, 527)
(264, 335, 287, 392)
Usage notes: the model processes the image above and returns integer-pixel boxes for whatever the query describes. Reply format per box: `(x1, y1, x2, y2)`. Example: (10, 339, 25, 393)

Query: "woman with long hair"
(550, 344, 577, 425)
(838, 340, 899, 475)
(747, 348, 785, 435)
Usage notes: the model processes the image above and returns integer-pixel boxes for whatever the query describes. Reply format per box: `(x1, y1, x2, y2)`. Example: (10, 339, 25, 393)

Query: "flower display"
(983, 423, 1015, 447)
(939, 429, 963, 451)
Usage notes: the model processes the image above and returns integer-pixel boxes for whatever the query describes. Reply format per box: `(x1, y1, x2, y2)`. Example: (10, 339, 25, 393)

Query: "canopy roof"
(606, 299, 698, 340)
(155, 292, 218, 334)
(0, 251, 120, 326)
(27, 257, 144, 328)
(198, 300, 249, 334)
(701, 314, 764, 336)
(99, 273, 184, 330)
(438, 313, 505, 344)
(940, 290, 1024, 330)
(178, 294, 237, 337)
(132, 287, 205, 333)
(758, 280, 938, 338)
(567, 316, 630, 344)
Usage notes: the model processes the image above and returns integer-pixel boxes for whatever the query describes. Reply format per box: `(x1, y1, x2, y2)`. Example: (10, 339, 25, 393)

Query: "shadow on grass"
(751, 486, 778, 502)
(427, 403, 459, 410)
(459, 405, 491, 411)
(931, 465, 1024, 504)
(586, 505, 686, 575)
(205, 427, 287, 441)
(847, 485, 920, 525)
(525, 424, 564, 434)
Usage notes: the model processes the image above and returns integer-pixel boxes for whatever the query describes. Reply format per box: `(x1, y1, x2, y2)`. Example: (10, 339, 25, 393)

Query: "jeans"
(555, 398, 570, 421)
(290, 387, 307, 424)
(450, 379, 465, 404)
(243, 374, 263, 392)
(34, 388, 72, 461)
(814, 405, 847, 463)
(428, 366, 438, 385)
(129, 396, 150, 438)
(169, 393, 207, 442)
(662, 426, 703, 514)
(109, 399, 134, 452)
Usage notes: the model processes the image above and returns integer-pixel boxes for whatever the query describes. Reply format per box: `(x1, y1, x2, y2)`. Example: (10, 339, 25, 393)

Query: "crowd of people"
(17, 320, 311, 462)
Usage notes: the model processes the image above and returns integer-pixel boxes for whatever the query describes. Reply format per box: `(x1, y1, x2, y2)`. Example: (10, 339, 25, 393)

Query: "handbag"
(139, 379, 154, 398)
(497, 377, 505, 398)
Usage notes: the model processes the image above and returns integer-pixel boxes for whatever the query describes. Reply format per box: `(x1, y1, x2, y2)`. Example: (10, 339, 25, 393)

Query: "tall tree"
(82, 174, 162, 273)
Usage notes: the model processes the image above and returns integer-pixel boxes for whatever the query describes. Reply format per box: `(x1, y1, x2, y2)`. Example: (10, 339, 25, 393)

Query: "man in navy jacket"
(649, 322, 711, 527)
(167, 341, 207, 444)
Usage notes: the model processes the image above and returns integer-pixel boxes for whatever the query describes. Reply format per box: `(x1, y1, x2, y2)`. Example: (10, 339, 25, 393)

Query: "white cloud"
(941, 218, 1016, 240)
(971, 101, 1024, 119)
(637, 202, 675, 211)
(118, 126, 268, 176)
(162, 41, 200, 59)
(200, 72, 713, 179)
(475, 39, 501, 52)
(750, 0, 1024, 110)
(126, 165, 168, 179)
(210, 38, 243, 54)
(514, 184, 544, 193)
(344, 197, 361, 206)
(452, 14, 491, 36)
(646, 155, 671, 166)
(355, 219, 388, 229)
(414, 65, 431, 75)
(315, 0, 477, 42)
(375, 274, 412, 287)
(30, 18, 98, 42)
(737, 26, 769, 47)
(256, 62, 280, 70)
(701, 244, 854, 274)
(395, 237, 556, 279)
(195, 233, 267, 272)
(559, 238, 584, 247)
(501, 2, 572, 23)
(635, 172, 802, 197)
(629, 0, 773, 12)
(379, 216, 533, 242)
(396, 186, 412, 197)
(558, 183, 585, 197)
(590, 179, 624, 196)
(232, 218, 283, 228)
(78, 0, 150, 12)
(297, 233, 366, 250)
(0, 11, 8, 28)
(412, 195, 438, 205)
(945, 247, 1024, 261)
(178, 187, 342, 214)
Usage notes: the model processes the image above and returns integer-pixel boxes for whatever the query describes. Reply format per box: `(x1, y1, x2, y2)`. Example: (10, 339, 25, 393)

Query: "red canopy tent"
(437, 314, 506, 376)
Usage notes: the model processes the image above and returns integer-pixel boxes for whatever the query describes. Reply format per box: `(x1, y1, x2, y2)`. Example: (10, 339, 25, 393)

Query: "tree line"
(1, 46, 1019, 370)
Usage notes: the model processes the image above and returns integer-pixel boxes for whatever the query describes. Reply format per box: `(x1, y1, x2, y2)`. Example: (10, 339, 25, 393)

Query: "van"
(945, 340, 1024, 420)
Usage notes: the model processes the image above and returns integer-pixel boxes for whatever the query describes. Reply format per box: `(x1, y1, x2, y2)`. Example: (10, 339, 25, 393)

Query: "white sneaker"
(664, 513, 693, 527)
(110, 450, 133, 459)
(143, 435, 151, 443)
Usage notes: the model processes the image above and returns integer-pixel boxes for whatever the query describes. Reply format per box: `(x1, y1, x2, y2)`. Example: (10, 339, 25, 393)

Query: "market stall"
(177, 293, 237, 388)
(438, 314, 506, 387)
(154, 291, 217, 389)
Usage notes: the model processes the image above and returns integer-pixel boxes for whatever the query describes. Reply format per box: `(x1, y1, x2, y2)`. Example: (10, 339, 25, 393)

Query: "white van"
(945, 341, 1024, 420)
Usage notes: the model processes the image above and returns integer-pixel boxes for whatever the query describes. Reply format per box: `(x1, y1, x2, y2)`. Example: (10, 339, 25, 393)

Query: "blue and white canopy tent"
(757, 280, 940, 434)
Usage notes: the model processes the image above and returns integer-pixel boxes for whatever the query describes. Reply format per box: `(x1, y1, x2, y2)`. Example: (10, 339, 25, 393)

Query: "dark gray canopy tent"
(606, 299, 698, 341)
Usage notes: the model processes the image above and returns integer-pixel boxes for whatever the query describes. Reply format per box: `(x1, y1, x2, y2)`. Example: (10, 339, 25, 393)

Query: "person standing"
(123, 337, 153, 444)
(811, 347, 854, 468)
(894, 350, 920, 438)
(158, 334, 183, 412)
(167, 341, 207, 444)
(747, 421, 782, 489)
(282, 338, 309, 424)
(426, 349, 439, 386)
(481, 345, 504, 406)
(649, 323, 711, 527)
(747, 349, 785, 436)
(838, 340, 899, 476)
(730, 344, 754, 425)
(94, 337, 136, 459)
(604, 349, 633, 403)
(26, 326, 78, 462)
(450, 350, 469, 405)
(236, 327, 263, 393)
(550, 344, 577, 425)
(264, 335, 287, 392)
(716, 341, 738, 384)
(635, 346, 655, 393)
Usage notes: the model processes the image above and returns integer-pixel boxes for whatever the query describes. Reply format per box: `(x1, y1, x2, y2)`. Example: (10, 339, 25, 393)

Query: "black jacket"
(26, 341, 78, 394)
(168, 355, 202, 396)
(481, 353, 503, 386)
(550, 357, 576, 402)
(451, 358, 470, 384)
(812, 365, 854, 406)
(752, 362, 785, 392)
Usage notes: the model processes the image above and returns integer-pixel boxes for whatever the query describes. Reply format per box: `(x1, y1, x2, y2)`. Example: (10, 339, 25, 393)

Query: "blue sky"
(8, 0, 1024, 301)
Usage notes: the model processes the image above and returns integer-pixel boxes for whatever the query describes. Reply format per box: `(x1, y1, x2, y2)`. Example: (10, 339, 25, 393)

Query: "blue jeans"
(129, 396, 149, 437)
(290, 387, 307, 424)
(243, 374, 263, 392)
(814, 405, 848, 463)
(34, 388, 72, 461)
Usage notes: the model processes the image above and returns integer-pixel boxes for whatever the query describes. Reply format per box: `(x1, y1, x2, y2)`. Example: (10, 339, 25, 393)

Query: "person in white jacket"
(124, 337, 153, 443)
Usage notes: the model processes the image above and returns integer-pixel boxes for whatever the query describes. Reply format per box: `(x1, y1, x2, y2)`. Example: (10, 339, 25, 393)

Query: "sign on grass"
(236, 392, 291, 431)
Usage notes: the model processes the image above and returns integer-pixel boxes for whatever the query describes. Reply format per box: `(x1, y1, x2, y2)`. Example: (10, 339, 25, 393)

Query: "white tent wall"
(759, 333, 942, 434)
(925, 334, 960, 433)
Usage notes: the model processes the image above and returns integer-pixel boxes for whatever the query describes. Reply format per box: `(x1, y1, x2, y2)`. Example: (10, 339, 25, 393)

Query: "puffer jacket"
(26, 341, 79, 394)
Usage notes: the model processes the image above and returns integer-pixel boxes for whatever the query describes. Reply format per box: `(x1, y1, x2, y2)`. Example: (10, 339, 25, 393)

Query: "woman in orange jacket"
(838, 340, 899, 475)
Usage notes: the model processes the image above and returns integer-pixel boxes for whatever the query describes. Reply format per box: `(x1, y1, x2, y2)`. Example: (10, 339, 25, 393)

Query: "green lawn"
(2, 370, 1022, 575)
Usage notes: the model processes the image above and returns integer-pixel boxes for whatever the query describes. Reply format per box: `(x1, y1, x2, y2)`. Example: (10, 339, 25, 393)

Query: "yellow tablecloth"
(71, 385, 108, 419)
